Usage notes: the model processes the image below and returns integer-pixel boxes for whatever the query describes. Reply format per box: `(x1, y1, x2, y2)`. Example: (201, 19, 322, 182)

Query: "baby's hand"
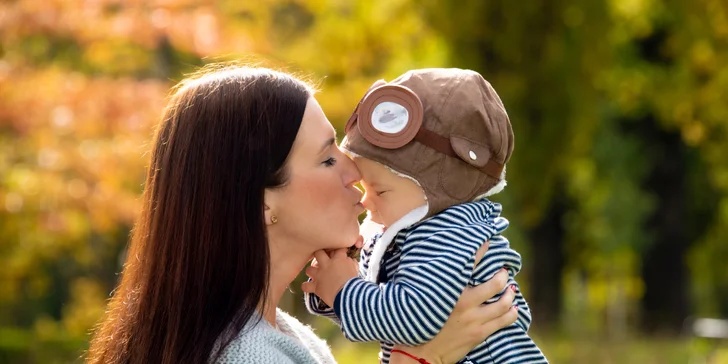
(301, 248, 359, 307)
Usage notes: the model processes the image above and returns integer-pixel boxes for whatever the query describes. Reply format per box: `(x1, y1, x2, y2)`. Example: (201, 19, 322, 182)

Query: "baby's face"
(353, 156, 427, 227)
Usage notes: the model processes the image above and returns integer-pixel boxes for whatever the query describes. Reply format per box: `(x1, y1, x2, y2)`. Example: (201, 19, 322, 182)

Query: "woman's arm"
(389, 268, 518, 364)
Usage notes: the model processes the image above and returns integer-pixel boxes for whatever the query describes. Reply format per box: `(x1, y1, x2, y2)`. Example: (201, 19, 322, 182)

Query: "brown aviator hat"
(341, 68, 514, 218)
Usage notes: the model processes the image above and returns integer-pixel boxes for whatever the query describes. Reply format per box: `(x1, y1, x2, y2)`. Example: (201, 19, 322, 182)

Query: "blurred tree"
(0, 0, 726, 362)
(418, 0, 728, 334)
(418, 0, 617, 329)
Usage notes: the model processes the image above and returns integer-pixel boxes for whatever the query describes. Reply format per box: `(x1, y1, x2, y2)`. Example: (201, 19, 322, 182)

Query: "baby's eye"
(322, 157, 337, 167)
(376, 191, 388, 196)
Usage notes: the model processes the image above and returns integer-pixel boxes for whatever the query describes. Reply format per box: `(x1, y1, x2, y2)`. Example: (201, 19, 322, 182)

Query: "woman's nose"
(340, 152, 362, 187)
(361, 191, 375, 211)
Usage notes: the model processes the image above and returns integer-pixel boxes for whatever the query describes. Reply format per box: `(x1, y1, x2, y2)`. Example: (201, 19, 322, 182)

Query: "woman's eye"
(322, 157, 337, 167)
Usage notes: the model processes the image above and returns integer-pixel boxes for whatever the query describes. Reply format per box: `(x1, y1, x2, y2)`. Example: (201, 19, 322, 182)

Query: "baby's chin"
(360, 215, 385, 240)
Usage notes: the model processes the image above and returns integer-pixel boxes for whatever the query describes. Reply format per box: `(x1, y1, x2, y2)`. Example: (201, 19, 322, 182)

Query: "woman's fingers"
(476, 282, 516, 324)
(460, 268, 509, 307)
(481, 305, 518, 337)
(498, 284, 517, 311)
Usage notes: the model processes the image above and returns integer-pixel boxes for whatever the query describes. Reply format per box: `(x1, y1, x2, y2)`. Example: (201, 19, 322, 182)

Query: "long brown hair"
(86, 66, 313, 364)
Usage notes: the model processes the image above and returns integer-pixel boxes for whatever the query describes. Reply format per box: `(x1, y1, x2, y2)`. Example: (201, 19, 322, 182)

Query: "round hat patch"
(357, 85, 423, 149)
(371, 101, 410, 134)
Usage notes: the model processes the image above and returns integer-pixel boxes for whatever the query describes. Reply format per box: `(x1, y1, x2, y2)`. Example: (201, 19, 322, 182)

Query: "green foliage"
(1, 0, 726, 362)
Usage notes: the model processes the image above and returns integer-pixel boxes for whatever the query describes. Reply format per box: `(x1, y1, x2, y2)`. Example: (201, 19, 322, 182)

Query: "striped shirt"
(305, 200, 548, 364)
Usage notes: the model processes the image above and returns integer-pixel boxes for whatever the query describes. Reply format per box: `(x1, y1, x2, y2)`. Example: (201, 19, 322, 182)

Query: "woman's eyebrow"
(319, 137, 335, 154)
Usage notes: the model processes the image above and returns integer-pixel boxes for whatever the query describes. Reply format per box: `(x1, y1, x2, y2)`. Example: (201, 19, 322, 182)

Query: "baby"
(305, 69, 547, 364)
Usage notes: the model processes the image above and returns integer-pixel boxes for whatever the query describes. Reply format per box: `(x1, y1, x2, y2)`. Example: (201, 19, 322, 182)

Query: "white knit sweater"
(215, 309, 338, 364)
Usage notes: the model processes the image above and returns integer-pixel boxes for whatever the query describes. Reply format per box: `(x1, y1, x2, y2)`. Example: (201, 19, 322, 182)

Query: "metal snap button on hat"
(355, 85, 423, 149)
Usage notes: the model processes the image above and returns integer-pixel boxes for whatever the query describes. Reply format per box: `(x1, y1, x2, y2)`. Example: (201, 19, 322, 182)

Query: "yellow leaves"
(567, 158, 597, 196)
(0, 3, 458, 354)
(611, 0, 651, 18)
(0, 63, 162, 313)
(0, 0, 724, 358)
(3, 193, 24, 213)
(690, 40, 717, 74)
(681, 121, 706, 146)
(33, 316, 61, 342)
(711, 167, 728, 191)
(84, 40, 153, 75)
(269, 0, 449, 129)
(61, 278, 107, 336)
(609, 0, 658, 38)
(563, 6, 585, 28)
(716, 197, 728, 227)
(191, 9, 220, 54)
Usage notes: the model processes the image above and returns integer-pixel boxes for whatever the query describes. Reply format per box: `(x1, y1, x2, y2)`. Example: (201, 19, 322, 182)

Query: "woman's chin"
(337, 229, 360, 250)
(316, 223, 361, 252)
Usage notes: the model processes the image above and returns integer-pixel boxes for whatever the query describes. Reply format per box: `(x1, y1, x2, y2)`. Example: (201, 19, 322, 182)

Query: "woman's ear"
(263, 189, 278, 226)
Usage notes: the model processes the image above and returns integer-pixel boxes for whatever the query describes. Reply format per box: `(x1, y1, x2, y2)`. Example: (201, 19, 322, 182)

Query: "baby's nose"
(361, 192, 375, 212)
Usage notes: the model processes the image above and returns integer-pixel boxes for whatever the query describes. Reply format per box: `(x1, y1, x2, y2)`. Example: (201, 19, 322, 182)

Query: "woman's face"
(265, 97, 364, 257)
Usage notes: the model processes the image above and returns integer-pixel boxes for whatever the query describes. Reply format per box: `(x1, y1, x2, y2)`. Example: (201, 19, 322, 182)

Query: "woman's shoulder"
(214, 314, 298, 364)
(274, 309, 337, 364)
(213, 309, 336, 364)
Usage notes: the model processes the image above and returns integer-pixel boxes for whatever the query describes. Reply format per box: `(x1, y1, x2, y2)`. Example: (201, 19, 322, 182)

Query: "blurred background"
(1, 0, 727, 363)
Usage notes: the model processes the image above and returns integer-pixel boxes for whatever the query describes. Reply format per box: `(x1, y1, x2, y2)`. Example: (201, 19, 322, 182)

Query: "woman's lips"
(355, 202, 366, 214)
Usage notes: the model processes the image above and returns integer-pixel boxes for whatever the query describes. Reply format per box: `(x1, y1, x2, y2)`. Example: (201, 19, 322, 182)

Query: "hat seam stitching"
(430, 72, 467, 214)
(483, 81, 504, 162)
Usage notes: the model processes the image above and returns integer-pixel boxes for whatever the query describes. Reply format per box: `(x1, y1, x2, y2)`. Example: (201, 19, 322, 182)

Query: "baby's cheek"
(386, 200, 413, 225)
(380, 204, 399, 226)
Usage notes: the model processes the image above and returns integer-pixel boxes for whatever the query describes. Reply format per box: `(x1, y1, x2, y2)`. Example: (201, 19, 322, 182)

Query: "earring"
(270, 215, 278, 224)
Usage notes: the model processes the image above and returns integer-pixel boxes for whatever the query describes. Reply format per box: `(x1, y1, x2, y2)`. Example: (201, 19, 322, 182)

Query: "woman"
(86, 66, 518, 364)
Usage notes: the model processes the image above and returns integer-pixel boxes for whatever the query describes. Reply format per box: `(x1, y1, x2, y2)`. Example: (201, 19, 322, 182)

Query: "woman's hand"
(390, 268, 518, 364)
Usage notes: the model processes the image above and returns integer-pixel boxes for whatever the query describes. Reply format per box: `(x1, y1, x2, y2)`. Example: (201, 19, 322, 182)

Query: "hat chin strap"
(365, 204, 429, 282)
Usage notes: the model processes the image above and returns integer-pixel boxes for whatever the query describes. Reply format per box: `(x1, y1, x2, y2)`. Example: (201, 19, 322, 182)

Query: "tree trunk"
(633, 117, 691, 333)
(527, 194, 566, 328)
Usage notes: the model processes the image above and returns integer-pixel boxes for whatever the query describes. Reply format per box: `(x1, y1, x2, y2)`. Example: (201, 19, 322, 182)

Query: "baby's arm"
(304, 288, 340, 324)
(303, 235, 376, 324)
(333, 221, 496, 346)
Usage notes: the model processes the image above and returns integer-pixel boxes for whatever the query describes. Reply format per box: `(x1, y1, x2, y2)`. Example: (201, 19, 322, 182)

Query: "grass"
(328, 333, 728, 364)
(2, 325, 728, 363)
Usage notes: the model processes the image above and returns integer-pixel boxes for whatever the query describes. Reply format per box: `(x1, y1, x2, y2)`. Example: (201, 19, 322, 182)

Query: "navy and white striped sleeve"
(304, 289, 340, 325)
(303, 234, 379, 325)
(475, 233, 531, 330)
(473, 232, 548, 363)
(334, 221, 498, 346)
